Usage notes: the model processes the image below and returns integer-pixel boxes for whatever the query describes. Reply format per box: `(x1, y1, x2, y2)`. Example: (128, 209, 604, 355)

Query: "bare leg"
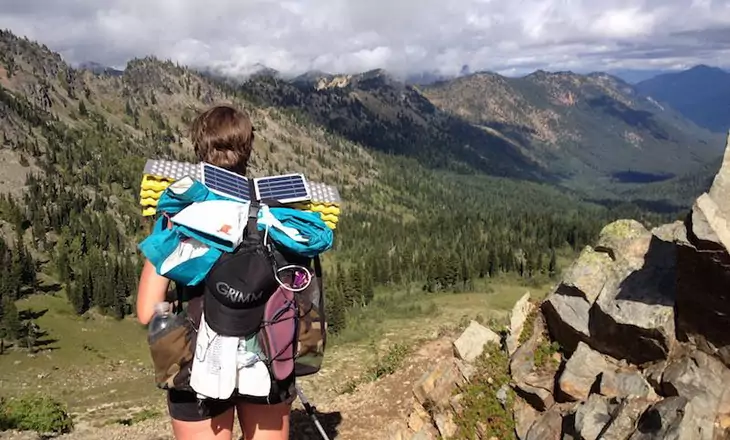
(237, 401, 291, 440)
(171, 407, 236, 440)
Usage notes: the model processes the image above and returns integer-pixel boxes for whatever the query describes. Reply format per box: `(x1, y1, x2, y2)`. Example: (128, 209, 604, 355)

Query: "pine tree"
(548, 249, 557, 279)
(0, 295, 21, 340)
(325, 288, 346, 334)
(78, 100, 87, 116)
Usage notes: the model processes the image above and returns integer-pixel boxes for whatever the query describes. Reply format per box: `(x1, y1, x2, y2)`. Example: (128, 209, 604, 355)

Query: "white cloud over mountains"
(1, 0, 730, 78)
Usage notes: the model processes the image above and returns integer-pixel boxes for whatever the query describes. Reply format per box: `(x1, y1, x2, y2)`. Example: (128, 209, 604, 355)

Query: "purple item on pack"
(293, 270, 309, 289)
(261, 285, 297, 381)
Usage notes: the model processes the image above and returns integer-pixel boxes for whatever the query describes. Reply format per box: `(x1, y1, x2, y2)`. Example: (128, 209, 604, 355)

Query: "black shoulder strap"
(243, 179, 261, 244)
(314, 255, 323, 292)
(174, 282, 184, 314)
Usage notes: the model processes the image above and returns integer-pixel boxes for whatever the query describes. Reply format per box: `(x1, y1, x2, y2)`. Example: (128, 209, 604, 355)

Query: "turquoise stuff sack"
(263, 207, 334, 258)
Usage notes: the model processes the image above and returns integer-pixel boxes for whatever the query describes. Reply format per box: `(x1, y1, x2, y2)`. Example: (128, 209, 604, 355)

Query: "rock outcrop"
(390, 135, 730, 439)
(508, 133, 730, 439)
(675, 133, 730, 367)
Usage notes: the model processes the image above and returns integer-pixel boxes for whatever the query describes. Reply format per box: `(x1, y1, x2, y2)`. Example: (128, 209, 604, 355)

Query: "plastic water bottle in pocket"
(148, 302, 173, 343)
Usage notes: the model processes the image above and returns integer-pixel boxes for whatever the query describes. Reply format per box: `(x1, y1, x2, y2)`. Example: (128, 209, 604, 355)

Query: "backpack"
(145, 178, 331, 396)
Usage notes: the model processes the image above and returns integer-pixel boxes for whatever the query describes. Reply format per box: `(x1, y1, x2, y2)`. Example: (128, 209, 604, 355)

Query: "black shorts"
(166, 375, 297, 422)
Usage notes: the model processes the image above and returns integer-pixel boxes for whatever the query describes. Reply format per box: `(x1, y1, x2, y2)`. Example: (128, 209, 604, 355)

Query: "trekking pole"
(295, 384, 331, 440)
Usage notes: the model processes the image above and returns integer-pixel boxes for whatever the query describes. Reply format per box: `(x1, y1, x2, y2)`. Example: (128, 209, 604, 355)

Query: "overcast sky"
(1, 0, 730, 78)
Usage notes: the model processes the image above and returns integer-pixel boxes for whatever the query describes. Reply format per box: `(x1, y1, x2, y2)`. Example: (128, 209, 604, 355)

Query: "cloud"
(1, 0, 730, 78)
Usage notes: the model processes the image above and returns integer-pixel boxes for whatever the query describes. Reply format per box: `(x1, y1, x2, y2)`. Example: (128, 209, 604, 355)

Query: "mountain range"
(635, 64, 730, 133)
(232, 65, 725, 200)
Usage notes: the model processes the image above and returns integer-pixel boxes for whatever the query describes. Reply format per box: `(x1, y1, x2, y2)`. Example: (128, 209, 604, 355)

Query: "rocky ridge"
(388, 133, 730, 439)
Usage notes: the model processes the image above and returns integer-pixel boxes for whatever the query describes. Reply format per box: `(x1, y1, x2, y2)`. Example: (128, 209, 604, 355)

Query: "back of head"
(190, 105, 255, 175)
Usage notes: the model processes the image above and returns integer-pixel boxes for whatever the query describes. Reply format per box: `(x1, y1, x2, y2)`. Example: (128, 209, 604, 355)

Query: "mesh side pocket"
(147, 309, 198, 392)
(258, 286, 298, 381)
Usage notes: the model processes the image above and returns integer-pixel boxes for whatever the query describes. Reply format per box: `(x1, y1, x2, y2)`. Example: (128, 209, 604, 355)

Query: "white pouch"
(235, 339, 272, 397)
(189, 311, 239, 400)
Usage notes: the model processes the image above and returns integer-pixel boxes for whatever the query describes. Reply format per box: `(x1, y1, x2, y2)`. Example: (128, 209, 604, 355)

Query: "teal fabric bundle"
(138, 177, 334, 286)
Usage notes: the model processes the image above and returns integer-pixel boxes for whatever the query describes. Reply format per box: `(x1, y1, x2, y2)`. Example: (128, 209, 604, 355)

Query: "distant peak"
(689, 64, 723, 72)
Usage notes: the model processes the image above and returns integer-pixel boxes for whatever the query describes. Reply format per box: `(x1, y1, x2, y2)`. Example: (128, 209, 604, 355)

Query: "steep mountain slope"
(420, 70, 724, 187)
(635, 64, 730, 133)
(238, 70, 552, 182)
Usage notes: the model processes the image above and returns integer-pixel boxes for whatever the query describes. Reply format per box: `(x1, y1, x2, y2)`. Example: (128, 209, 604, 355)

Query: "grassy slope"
(0, 272, 560, 427)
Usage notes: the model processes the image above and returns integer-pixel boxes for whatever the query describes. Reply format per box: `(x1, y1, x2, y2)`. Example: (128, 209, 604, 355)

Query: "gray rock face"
(574, 394, 616, 440)
(543, 220, 677, 365)
(629, 396, 688, 440)
(660, 349, 730, 439)
(558, 342, 609, 401)
(674, 132, 730, 369)
(600, 397, 655, 440)
(589, 224, 677, 364)
(542, 245, 612, 354)
(502, 136, 730, 440)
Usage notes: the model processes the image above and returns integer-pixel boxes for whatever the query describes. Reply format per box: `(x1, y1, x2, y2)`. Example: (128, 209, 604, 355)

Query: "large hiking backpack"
(198, 194, 329, 379)
(145, 179, 331, 396)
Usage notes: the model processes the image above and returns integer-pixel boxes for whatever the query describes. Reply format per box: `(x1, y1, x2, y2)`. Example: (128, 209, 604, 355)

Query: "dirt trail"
(0, 337, 455, 440)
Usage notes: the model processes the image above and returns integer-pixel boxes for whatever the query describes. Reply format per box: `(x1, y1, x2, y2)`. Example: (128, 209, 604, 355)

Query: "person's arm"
(136, 259, 170, 325)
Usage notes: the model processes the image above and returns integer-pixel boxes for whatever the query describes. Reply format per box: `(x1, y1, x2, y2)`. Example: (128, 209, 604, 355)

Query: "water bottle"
(148, 302, 173, 344)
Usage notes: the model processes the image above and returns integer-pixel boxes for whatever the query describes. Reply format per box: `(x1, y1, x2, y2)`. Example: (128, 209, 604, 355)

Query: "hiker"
(136, 104, 293, 440)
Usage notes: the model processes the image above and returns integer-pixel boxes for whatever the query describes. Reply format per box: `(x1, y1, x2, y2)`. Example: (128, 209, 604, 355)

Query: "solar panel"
(253, 173, 311, 204)
(200, 162, 251, 202)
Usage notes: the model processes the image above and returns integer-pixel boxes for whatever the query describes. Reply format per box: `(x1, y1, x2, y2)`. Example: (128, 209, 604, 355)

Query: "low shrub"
(0, 395, 74, 435)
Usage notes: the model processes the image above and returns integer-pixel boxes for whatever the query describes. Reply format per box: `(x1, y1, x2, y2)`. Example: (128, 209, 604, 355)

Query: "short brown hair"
(190, 105, 255, 174)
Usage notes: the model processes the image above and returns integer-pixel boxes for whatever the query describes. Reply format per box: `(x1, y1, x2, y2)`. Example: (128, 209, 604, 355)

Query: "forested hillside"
(0, 29, 680, 352)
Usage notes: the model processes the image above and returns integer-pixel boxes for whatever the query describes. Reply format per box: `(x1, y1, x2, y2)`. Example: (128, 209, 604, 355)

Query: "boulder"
(453, 320, 500, 363)
(574, 394, 616, 440)
(542, 245, 612, 354)
(660, 349, 730, 439)
(558, 342, 610, 401)
(675, 139, 730, 367)
(413, 358, 465, 410)
(599, 397, 655, 440)
(513, 396, 540, 440)
(599, 367, 657, 401)
(629, 396, 688, 440)
(558, 340, 657, 404)
(589, 223, 677, 364)
(507, 292, 534, 356)
(524, 404, 565, 440)
(542, 220, 677, 364)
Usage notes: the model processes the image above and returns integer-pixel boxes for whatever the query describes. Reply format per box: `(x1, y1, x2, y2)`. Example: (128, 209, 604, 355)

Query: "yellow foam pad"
(139, 174, 342, 229)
